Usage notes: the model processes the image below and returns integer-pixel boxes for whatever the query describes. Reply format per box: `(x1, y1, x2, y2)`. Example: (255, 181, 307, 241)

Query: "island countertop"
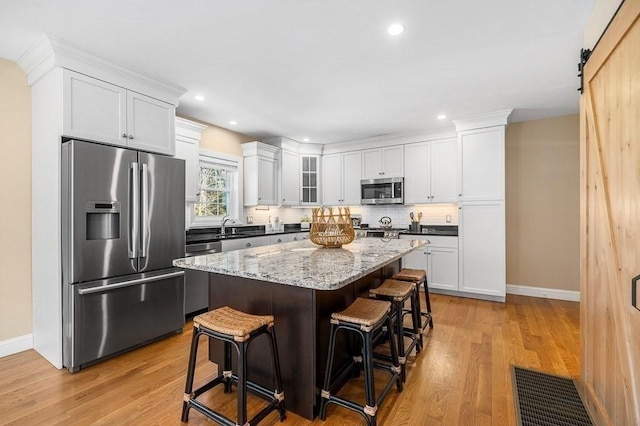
(173, 237, 428, 290)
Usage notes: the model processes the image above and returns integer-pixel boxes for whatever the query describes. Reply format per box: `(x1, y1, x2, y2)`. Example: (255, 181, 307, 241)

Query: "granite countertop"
(173, 238, 428, 291)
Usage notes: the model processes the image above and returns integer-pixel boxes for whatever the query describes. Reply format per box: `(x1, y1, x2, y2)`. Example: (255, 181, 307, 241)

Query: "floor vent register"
(511, 365, 593, 426)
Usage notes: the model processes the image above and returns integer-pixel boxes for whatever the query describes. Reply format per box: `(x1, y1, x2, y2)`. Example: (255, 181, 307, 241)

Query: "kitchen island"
(173, 237, 427, 419)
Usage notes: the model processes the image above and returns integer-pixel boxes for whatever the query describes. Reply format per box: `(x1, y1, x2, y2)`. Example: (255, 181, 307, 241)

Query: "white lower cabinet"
(399, 235, 458, 292)
(270, 234, 291, 244)
(221, 236, 272, 251)
(458, 201, 505, 299)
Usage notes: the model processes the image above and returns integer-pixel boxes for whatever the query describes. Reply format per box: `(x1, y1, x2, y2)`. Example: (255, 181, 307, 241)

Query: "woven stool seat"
(331, 298, 391, 329)
(182, 306, 285, 425)
(393, 268, 426, 282)
(320, 297, 402, 425)
(370, 279, 415, 301)
(194, 306, 274, 342)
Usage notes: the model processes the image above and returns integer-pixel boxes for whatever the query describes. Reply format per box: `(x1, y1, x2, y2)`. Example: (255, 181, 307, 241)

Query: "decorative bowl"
(310, 207, 355, 248)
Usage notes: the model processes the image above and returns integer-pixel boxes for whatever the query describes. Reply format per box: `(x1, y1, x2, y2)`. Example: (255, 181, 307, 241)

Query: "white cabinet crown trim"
(452, 109, 513, 132)
(17, 33, 186, 105)
(176, 117, 208, 137)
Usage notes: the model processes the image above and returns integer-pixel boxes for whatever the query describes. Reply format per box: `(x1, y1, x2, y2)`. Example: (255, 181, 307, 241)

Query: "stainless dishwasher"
(184, 241, 222, 315)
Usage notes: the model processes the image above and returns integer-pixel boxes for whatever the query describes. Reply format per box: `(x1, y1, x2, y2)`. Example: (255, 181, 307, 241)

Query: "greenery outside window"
(191, 151, 240, 227)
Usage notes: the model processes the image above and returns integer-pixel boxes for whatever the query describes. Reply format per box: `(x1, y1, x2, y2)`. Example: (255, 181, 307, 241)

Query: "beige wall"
(0, 58, 32, 341)
(505, 114, 580, 291)
(178, 115, 254, 157)
(584, 0, 623, 48)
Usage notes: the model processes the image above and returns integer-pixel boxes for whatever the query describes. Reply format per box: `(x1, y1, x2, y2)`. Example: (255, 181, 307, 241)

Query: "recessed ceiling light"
(229, 120, 237, 125)
(437, 114, 447, 120)
(303, 138, 310, 142)
(388, 23, 405, 36)
(194, 95, 205, 101)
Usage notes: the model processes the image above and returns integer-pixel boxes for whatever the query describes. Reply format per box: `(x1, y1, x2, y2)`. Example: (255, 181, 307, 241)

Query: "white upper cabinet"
(404, 143, 431, 204)
(322, 153, 342, 205)
(342, 151, 363, 205)
(458, 126, 505, 201)
(62, 70, 176, 155)
(300, 155, 319, 205)
(175, 118, 207, 204)
(125, 91, 175, 155)
(362, 145, 404, 179)
(63, 70, 127, 147)
(280, 149, 300, 206)
(243, 142, 278, 206)
(404, 138, 457, 204)
(322, 151, 362, 206)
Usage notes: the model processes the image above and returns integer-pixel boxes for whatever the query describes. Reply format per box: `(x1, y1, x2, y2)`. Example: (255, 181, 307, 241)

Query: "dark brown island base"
(174, 238, 428, 419)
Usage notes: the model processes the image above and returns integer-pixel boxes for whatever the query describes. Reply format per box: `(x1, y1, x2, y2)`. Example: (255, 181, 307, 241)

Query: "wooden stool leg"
(267, 327, 287, 420)
(362, 329, 377, 426)
(394, 301, 407, 382)
(181, 327, 201, 422)
(423, 278, 434, 328)
(320, 323, 338, 421)
(411, 289, 423, 351)
(223, 341, 232, 393)
(386, 315, 403, 392)
(237, 341, 248, 425)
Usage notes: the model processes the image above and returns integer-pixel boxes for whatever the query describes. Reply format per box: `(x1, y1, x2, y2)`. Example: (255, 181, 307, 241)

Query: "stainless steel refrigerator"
(62, 140, 185, 372)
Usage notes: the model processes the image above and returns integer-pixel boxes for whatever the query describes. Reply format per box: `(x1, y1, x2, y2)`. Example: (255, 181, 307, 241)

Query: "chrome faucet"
(221, 215, 234, 235)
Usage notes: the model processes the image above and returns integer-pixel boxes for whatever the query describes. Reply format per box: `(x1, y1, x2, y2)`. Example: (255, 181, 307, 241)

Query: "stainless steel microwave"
(360, 177, 404, 205)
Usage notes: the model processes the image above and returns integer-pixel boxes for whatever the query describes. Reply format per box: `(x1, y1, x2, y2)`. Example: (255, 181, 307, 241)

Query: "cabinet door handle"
(277, 238, 282, 243)
(122, 133, 128, 138)
(128, 135, 134, 139)
(246, 242, 252, 247)
(458, 193, 462, 196)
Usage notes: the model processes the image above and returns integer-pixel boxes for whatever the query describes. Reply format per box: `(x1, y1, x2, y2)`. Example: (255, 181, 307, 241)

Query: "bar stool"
(369, 279, 422, 382)
(393, 268, 433, 348)
(181, 306, 286, 425)
(320, 297, 402, 426)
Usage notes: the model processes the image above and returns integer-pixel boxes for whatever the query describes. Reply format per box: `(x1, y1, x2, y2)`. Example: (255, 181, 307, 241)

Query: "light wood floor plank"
(0, 294, 580, 425)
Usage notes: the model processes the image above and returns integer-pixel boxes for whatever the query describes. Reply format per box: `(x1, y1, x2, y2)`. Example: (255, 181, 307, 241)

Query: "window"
(190, 150, 241, 226)
(195, 166, 232, 217)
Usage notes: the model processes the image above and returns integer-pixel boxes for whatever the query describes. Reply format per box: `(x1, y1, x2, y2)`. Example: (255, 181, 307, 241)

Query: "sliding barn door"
(581, 1, 640, 424)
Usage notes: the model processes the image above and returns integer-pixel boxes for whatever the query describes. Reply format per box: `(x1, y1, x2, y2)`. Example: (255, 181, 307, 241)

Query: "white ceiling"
(0, 0, 595, 144)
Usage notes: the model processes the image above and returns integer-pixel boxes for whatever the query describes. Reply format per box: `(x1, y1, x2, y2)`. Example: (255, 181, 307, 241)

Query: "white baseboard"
(0, 334, 34, 358)
(506, 284, 580, 302)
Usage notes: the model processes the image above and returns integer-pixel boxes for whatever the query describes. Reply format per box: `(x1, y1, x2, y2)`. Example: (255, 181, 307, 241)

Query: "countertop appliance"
(62, 140, 186, 372)
(360, 177, 404, 205)
(184, 241, 222, 316)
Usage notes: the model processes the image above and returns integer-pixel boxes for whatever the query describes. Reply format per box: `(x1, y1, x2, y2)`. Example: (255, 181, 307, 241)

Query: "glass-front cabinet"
(300, 155, 319, 204)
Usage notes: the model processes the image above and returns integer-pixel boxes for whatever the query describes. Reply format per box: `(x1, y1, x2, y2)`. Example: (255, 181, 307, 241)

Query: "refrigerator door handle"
(77, 271, 184, 295)
(129, 162, 140, 259)
(141, 163, 149, 259)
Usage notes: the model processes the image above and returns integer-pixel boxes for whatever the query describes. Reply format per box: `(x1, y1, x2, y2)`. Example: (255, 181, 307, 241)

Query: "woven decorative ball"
(310, 207, 355, 248)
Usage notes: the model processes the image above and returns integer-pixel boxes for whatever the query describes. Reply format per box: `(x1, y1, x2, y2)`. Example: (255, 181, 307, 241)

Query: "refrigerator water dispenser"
(86, 201, 120, 240)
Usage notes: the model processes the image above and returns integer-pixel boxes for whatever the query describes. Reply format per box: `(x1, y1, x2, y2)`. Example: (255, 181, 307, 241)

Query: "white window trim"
(188, 149, 243, 228)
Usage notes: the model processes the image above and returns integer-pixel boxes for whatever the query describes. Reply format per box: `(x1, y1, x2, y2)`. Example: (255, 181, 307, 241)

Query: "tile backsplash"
(243, 203, 458, 228)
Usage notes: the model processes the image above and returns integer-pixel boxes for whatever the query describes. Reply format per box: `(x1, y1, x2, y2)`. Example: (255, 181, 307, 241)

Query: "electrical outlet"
(446, 215, 452, 223)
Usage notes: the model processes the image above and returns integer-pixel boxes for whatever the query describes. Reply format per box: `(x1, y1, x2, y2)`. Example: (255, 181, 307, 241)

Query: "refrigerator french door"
(62, 140, 185, 372)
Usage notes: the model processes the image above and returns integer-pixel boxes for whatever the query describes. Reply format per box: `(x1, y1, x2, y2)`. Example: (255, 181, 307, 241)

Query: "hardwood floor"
(0, 294, 580, 425)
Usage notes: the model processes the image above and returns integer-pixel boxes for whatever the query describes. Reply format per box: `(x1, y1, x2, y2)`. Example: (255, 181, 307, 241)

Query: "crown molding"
(175, 117, 208, 141)
(452, 109, 514, 132)
(321, 128, 457, 155)
(17, 34, 186, 105)
(241, 141, 280, 158)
